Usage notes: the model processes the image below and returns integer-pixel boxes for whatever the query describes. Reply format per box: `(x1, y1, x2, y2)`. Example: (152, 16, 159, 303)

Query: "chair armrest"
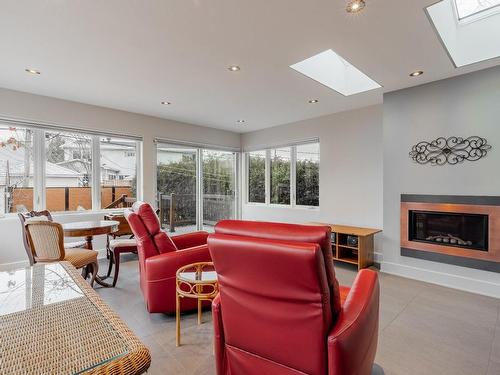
(328, 269, 380, 375)
(144, 245, 211, 281)
(171, 231, 209, 250)
(212, 294, 226, 375)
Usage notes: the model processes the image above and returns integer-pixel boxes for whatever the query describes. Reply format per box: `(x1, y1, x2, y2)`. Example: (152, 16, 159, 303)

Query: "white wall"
(241, 105, 384, 235)
(382, 65, 500, 298)
(0, 87, 240, 266)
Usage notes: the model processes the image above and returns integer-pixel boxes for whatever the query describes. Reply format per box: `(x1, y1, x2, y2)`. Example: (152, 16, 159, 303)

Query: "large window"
(270, 148, 291, 205)
(45, 131, 93, 211)
(246, 141, 319, 208)
(247, 151, 266, 203)
(0, 126, 34, 214)
(0, 122, 140, 214)
(100, 137, 137, 209)
(296, 143, 319, 206)
(156, 143, 238, 234)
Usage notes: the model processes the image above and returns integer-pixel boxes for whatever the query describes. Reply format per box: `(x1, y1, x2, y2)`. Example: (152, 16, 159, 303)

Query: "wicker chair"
(18, 210, 87, 265)
(25, 221, 99, 287)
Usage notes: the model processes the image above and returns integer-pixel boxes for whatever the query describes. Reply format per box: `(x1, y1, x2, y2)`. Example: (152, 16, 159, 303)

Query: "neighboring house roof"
(57, 159, 120, 174)
(0, 146, 82, 185)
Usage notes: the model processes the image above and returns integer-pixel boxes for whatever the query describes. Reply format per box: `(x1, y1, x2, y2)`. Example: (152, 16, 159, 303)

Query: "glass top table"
(0, 262, 150, 375)
(175, 262, 218, 347)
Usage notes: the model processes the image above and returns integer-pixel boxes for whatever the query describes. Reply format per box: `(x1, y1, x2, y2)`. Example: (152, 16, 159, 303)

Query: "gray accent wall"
(383, 65, 500, 297)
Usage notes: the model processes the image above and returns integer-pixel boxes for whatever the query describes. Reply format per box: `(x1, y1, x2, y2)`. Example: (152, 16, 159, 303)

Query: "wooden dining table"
(62, 220, 120, 250)
(62, 220, 120, 287)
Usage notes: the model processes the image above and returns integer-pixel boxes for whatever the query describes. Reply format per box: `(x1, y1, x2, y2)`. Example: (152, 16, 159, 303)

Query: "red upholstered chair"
(124, 202, 211, 313)
(208, 220, 380, 375)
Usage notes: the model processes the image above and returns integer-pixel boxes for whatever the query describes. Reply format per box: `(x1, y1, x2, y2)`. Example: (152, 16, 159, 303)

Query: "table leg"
(82, 235, 113, 288)
(176, 293, 181, 347)
(85, 236, 94, 250)
(197, 284, 202, 325)
(198, 298, 202, 325)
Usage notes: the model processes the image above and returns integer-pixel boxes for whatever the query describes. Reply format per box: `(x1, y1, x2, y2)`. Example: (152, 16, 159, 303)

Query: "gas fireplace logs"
(425, 234, 472, 246)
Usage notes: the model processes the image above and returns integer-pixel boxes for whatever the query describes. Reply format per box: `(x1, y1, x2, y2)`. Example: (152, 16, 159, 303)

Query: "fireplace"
(401, 195, 500, 273)
(408, 210, 488, 251)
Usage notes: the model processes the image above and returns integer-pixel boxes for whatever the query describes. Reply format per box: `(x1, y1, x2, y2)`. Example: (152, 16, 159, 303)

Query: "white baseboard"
(381, 261, 500, 299)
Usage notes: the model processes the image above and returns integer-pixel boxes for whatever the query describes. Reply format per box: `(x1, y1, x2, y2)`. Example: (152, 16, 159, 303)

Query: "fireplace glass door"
(409, 211, 488, 251)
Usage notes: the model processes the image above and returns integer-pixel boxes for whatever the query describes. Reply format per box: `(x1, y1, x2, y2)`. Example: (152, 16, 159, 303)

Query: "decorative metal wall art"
(409, 136, 491, 165)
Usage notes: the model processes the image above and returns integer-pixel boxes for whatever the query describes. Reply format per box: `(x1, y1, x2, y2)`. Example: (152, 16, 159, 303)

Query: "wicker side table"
(0, 261, 151, 375)
(175, 262, 218, 347)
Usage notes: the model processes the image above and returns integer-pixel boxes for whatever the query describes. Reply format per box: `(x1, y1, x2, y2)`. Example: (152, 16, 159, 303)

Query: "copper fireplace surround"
(401, 195, 500, 273)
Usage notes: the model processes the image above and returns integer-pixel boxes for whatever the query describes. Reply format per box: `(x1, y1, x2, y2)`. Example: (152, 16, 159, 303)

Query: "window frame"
(155, 140, 241, 232)
(0, 121, 142, 215)
(244, 140, 320, 209)
(245, 150, 268, 206)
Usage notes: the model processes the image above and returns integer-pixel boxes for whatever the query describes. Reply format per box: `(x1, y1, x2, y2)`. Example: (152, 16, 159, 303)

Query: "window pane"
(0, 126, 34, 214)
(296, 143, 320, 206)
(203, 150, 236, 232)
(248, 151, 266, 203)
(270, 148, 290, 205)
(157, 145, 197, 234)
(45, 131, 92, 212)
(100, 137, 137, 209)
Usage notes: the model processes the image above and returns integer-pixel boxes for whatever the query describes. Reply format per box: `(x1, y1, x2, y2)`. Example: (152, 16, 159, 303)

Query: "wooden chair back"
(18, 210, 54, 265)
(25, 221, 65, 263)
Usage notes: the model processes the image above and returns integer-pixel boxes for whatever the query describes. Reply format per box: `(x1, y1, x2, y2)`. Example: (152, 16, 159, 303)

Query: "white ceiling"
(0, 0, 499, 133)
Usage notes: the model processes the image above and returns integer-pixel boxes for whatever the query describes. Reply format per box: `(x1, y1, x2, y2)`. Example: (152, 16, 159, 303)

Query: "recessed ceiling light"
(346, 0, 366, 13)
(25, 68, 40, 75)
(290, 49, 381, 96)
(228, 65, 240, 72)
(236, 119, 245, 123)
(161, 101, 171, 105)
(308, 99, 319, 103)
(409, 70, 424, 77)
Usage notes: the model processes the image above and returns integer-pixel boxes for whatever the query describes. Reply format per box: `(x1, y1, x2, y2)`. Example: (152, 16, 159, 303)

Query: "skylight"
(454, 0, 500, 19)
(426, 0, 500, 67)
(289, 49, 381, 96)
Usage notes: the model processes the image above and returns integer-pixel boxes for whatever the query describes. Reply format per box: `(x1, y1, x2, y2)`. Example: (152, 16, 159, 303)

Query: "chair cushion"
(64, 248, 97, 269)
(132, 201, 161, 235)
(126, 202, 177, 255)
(153, 231, 177, 254)
(109, 238, 137, 252)
(340, 285, 350, 305)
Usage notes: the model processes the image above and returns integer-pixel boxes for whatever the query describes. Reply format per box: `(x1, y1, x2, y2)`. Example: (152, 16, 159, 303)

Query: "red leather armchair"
(124, 202, 211, 313)
(208, 220, 380, 375)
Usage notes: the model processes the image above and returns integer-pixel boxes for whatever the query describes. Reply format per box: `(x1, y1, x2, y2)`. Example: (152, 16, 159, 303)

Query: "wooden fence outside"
(10, 186, 132, 212)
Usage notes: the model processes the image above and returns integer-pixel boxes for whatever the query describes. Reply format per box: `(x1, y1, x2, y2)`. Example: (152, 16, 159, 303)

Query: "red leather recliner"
(124, 202, 211, 313)
(208, 220, 380, 375)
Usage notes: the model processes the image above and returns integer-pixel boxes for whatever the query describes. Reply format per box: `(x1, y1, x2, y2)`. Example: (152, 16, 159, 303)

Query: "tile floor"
(96, 255, 500, 375)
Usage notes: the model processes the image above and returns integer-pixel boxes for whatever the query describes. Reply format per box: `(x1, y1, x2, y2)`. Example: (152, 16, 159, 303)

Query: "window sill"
(244, 203, 320, 211)
(0, 208, 127, 220)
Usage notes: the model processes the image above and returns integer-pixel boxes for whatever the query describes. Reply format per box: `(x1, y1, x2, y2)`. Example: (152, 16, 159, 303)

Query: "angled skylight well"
(454, 0, 500, 20)
(290, 49, 381, 96)
(426, 0, 500, 67)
